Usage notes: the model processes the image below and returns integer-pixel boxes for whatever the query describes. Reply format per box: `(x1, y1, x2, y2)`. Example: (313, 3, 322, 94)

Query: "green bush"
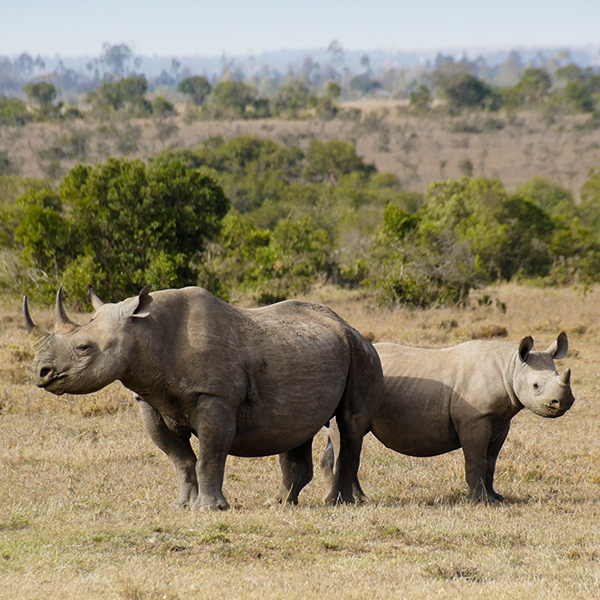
(0, 96, 30, 126)
(12, 157, 229, 304)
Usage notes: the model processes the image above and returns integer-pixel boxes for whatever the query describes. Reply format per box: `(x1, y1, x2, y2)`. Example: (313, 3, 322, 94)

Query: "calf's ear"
(518, 336, 534, 362)
(546, 331, 568, 360)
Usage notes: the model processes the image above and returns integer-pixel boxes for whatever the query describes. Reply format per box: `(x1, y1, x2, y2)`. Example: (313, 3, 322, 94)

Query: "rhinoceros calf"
(24, 285, 383, 510)
(323, 334, 574, 502)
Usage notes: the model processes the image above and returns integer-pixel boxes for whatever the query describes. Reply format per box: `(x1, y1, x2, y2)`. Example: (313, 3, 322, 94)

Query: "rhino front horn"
(560, 368, 571, 386)
(23, 296, 50, 349)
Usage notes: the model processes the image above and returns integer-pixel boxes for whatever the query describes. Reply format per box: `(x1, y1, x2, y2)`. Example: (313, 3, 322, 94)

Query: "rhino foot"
(467, 489, 505, 504)
(172, 487, 198, 509)
(271, 484, 299, 505)
(193, 498, 230, 511)
(324, 490, 355, 506)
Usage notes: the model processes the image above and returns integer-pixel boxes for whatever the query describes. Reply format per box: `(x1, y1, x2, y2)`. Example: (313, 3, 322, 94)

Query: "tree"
(152, 95, 176, 117)
(0, 95, 30, 125)
(272, 79, 314, 116)
(444, 74, 493, 109)
(22, 81, 58, 117)
(99, 43, 138, 78)
(218, 214, 332, 304)
(303, 139, 375, 183)
(409, 85, 431, 111)
(178, 75, 212, 106)
(515, 176, 576, 218)
(14, 188, 70, 280)
(208, 80, 258, 118)
(505, 68, 552, 106)
(15, 158, 229, 302)
(87, 75, 151, 115)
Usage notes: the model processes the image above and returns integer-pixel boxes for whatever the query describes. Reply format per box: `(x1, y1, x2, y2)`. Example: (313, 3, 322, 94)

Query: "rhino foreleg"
(460, 418, 499, 502)
(274, 438, 314, 505)
(484, 423, 510, 502)
(190, 396, 237, 511)
(138, 398, 199, 508)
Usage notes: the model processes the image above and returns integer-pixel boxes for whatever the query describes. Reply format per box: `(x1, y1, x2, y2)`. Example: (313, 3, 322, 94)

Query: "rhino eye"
(76, 343, 92, 354)
(533, 383, 540, 391)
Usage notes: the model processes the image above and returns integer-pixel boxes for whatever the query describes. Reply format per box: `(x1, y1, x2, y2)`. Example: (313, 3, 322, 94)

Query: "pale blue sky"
(2, 0, 599, 57)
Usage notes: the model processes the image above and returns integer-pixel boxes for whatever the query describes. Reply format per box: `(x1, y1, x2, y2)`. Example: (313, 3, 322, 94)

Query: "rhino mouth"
(543, 405, 570, 418)
(37, 373, 67, 394)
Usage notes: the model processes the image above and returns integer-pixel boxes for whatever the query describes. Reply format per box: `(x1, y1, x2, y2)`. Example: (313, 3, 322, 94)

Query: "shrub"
(13, 157, 229, 303)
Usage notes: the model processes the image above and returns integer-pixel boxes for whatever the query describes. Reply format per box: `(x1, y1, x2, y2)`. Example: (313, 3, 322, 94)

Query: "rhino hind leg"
(138, 398, 199, 508)
(324, 345, 382, 505)
(320, 422, 368, 504)
(273, 438, 314, 505)
(326, 395, 378, 503)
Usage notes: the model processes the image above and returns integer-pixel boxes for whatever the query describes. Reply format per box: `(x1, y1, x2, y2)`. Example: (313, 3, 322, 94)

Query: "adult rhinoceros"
(322, 334, 574, 502)
(24, 285, 383, 510)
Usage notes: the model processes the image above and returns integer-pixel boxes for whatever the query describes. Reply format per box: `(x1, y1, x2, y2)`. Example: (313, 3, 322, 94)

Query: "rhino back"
(371, 341, 516, 457)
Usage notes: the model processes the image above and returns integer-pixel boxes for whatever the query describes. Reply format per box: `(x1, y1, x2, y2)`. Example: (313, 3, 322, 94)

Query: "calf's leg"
(485, 423, 510, 502)
(273, 438, 314, 504)
(459, 418, 498, 502)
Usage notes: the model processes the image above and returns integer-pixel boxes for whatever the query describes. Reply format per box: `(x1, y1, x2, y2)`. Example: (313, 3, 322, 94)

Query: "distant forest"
(1, 42, 600, 102)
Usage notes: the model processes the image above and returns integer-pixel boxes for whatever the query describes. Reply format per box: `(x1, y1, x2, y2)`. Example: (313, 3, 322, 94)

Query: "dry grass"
(3, 105, 600, 197)
(1, 284, 599, 599)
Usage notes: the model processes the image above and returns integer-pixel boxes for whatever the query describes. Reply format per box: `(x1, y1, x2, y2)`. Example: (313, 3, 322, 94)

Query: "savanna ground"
(4, 103, 600, 198)
(1, 283, 599, 599)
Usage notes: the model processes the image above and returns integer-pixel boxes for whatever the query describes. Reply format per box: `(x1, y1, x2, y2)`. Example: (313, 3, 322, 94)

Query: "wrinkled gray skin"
(25, 286, 383, 510)
(322, 334, 574, 502)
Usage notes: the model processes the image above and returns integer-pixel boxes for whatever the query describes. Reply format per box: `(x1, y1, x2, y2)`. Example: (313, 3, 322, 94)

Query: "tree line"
(2, 42, 600, 125)
(3, 135, 600, 307)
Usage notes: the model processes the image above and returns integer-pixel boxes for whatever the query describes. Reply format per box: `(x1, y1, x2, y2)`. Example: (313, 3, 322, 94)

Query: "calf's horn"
(560, 368, 571, 386)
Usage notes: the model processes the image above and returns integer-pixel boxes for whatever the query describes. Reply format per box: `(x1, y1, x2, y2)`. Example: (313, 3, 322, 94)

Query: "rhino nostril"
(39, 367, 53, 379)
(550, 399, 559, 406)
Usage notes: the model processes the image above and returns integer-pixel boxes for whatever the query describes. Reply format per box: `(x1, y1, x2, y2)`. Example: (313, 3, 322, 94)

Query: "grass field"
(1, 283, 599, 599)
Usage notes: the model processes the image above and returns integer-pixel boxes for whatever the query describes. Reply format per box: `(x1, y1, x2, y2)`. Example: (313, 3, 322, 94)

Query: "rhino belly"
(371, 376, 461, 457)
(229, 388, 343, 457)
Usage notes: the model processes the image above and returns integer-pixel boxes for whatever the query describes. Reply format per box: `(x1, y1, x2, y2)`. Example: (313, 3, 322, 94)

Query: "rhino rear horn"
(518, 336, 534, 362)
(546, 332, 568, 360)
(23, 295, 50, 349)
(55, 286, 77, 331)
(560, 368, 571, 386)
(88, 285, 105, 311)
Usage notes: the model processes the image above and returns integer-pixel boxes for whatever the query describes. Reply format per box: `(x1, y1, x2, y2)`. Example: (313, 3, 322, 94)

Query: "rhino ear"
(88, 285, 105, 311)
(518, 336, 534, 362)
(121, 285, 153, 320)
(546, 332, 568, 360)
